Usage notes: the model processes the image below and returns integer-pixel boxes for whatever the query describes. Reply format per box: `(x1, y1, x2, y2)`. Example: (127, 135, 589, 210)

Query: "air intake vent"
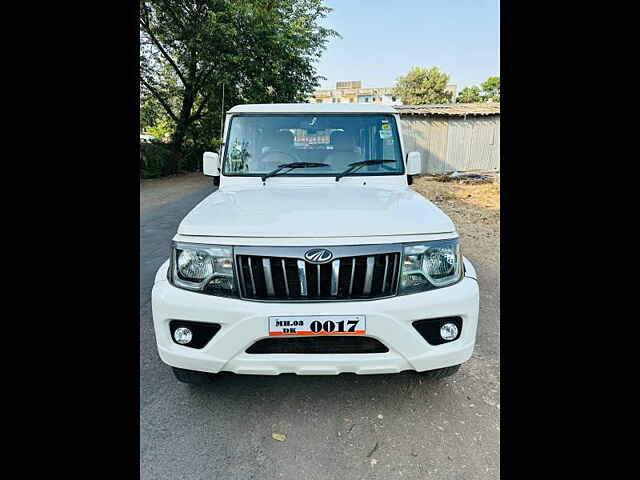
(246, 336, 389, 354)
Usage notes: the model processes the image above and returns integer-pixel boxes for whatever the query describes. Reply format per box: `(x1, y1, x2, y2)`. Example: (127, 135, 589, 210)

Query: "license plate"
(268, 315, 366, 336)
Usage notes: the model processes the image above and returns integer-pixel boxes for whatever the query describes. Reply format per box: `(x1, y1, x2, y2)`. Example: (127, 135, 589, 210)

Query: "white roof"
(227, 103, 398, 114)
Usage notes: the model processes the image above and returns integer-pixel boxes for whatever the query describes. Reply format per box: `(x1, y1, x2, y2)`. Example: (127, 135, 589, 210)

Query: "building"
(310, 81, 457, 105)
(396, 103, 500, 174)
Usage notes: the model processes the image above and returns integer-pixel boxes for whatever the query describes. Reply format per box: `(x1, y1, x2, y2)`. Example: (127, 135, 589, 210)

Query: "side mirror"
(406, 151, 421, 185)
(406, 151, 421, 175)
(203, 151, 220, 177)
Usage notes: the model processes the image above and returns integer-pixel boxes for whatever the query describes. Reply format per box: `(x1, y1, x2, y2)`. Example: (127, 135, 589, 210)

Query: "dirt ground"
(140, 172, 211, 215)
(411, 175, 500, 267)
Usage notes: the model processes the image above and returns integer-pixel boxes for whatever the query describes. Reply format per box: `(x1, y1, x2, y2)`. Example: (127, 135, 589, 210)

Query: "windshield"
(222, 114, 404, 176)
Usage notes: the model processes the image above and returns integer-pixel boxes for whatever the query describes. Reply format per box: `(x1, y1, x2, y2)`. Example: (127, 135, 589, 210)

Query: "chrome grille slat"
(348, 259, 356, 296)
(237, 250, 400, 301)
(390, 254, 398, 291)
(238, 256, 247, 294)
(382, 255, 389, 292)
(363, 256, 375, 295)
(262, 258, 275, 296)
(331, 259, 340, 296)
(297, 260, 307, 296)
(281, 259, 289, 296)
(247, 257, 256, 296)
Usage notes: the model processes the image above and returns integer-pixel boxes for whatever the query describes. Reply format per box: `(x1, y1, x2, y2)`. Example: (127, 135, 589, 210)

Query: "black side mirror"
(213, 176, 220, 187)
(407, 175, 413, 185)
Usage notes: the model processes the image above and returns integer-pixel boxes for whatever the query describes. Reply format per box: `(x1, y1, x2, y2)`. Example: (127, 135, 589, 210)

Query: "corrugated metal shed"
(394, 103, 500, 117)
(396, 103, 500, 173)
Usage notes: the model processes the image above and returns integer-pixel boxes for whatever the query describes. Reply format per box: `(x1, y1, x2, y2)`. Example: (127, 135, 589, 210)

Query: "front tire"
(422, 364, 461, 379)
(172, 367, 213, 385)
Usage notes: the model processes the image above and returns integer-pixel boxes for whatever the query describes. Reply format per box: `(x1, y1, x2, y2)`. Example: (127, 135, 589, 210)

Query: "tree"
(140, 0, 337, 174)
(393, 67, 453, 105)
(455, 76, 500, 103)
(140, 62, 180, 138)
(481, 76, 500, 102)
(456, 86, 483, 103)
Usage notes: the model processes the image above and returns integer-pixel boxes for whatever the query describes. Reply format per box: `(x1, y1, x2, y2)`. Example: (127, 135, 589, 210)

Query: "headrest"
(270, 130, 294, 148)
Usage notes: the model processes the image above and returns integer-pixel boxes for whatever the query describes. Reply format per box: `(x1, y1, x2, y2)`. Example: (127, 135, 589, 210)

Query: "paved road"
(140, 185, 500, 480)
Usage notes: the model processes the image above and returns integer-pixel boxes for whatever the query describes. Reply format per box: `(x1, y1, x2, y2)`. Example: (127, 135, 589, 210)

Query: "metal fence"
(400, 115, 500, 173)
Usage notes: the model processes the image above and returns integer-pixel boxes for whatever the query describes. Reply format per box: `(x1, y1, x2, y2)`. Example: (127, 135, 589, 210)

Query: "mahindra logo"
(304, 248, 333, 264)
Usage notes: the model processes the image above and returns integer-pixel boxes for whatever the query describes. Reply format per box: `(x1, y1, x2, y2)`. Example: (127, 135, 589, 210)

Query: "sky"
(315, 0, 499, 91)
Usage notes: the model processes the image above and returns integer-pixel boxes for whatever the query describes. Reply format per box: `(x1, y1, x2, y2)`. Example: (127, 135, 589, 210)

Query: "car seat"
(325, 132, 360, 170)
(259, 130, 298, 170)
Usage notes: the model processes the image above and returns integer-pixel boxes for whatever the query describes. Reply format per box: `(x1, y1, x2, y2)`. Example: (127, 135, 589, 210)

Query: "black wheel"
(422, 364, 461, 379)
(172, 367, 213, 385)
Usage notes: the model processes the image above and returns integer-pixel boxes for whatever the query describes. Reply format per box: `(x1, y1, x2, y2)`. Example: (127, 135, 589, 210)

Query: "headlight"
(399, 239, 463, 294)
(169, 242, 236, 297)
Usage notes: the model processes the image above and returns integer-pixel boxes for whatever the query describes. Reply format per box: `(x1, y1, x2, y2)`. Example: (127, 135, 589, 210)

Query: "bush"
(179, 139, 224, 173)
(179, 147, 201, 173)
(141, 143, 173, 178)
(141, 138, 223, 178)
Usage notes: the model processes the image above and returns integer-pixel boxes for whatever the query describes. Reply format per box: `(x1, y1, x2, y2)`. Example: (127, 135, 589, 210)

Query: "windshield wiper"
(261, 162, 329, 182)
(335, 160, 397, 182)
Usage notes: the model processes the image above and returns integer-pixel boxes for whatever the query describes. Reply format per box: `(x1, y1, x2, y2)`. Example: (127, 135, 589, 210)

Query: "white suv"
(151, 103, 479, 384)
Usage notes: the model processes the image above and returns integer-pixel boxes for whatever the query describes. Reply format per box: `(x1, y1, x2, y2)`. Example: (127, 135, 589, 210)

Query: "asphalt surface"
(140, 184, 500, 480)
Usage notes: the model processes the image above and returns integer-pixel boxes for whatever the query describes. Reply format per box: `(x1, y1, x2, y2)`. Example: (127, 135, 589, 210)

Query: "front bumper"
(151, 260, 479, 375)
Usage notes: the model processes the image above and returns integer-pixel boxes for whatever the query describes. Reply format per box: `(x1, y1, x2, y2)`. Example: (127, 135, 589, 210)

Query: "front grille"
(236, 250, 400, 301)
(246, 336, 389, 354)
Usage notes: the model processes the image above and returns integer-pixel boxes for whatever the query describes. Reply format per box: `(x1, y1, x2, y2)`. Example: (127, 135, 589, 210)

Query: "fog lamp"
(440, 323, 459, 341)
(173, 327, 193, 345)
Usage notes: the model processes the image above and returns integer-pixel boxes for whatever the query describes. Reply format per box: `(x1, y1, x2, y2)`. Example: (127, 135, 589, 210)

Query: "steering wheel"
(260, 150, 300, 164)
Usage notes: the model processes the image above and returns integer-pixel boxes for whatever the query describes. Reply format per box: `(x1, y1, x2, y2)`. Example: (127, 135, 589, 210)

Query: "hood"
(177, 185, 455, 238)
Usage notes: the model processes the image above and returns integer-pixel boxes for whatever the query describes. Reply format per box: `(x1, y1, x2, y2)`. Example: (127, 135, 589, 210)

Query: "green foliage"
(456, 76, 500, 103)
(186, 113, 224, 152)
(141, 142, 218, 178)
(180, 147, 201, 173)
(140, 0, 338, 175)
(140, 64, 180, 138)
(393, 67, 453, 105)
(145, 117, 174, 143)
(141, 143, 173, 178)
(481, 76, 500, 102)
(140, 93, 161, 133)
(457, 86, 483, 103)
